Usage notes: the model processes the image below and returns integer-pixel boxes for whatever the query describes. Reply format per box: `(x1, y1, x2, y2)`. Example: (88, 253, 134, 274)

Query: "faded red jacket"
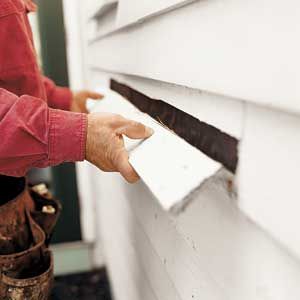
(0, 0, 87, 177)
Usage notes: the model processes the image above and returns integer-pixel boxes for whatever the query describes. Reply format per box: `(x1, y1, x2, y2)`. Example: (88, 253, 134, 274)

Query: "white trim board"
(89, 0, 300, 116)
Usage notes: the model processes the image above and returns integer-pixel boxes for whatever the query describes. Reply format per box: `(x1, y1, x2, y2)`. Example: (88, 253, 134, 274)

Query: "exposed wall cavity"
(110, 79, 239, 173)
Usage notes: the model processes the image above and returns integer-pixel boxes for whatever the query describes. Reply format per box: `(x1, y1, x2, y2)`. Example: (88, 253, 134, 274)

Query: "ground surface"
(51, 269, 112, 300)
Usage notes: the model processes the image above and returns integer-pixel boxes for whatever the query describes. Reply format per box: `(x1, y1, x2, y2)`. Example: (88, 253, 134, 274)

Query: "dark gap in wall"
(110, 79, 238, 173)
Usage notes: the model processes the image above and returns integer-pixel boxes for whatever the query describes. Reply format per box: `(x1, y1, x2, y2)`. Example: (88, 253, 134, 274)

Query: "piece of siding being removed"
(88, 88, 222, 212)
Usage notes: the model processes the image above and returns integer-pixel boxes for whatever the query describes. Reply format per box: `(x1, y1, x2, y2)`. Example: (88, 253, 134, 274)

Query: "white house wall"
(63, 0, 300, 299)
(81, 69, 300, 299)
(89, 0, 300, 116)
(82, 154, 300, 300)
(238, 104, 300, 259)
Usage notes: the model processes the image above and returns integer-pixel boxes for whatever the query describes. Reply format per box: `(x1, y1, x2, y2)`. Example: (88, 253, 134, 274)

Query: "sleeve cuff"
(48, 108, 87, 165)
(50, 87, 73, 111)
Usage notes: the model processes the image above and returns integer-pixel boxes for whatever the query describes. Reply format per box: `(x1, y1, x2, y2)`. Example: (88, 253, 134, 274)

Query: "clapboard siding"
(86, 167, 158, 300)
(84, 70, 300, 300)
(116, 0, 195, 27)
(85, 166, 225, 300)
(127, 178, 226, 300)
(176, 172, 300, 300)
(103, 73, 300, 263)
(238, 103, 300, 259)
(128, 169, 300, 300)
(89, 0, 300, 116)
(86, 166, 183, 300)
(83, 153, 300, 300)
(64, 0, 300, 299)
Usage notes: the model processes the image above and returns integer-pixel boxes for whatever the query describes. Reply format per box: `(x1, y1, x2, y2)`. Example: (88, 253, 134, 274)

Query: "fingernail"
(147, 127, 154, 136)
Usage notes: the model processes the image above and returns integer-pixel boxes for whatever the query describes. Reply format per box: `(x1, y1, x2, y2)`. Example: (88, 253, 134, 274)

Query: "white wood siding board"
(176, 170, 300, 300)
(117, 0, 196, 27)
(89, 169, 182, 300)
(238, 103, 300, 260)
(89, 0, 300, 116)
(85, 157, 224, 299)
(128, 170, 300, 299)
(103, 222, 158, 300)
(81, 70, 300, 297)
(88, 169, 158, 300)
(105, 235, 157, 300)
(130, 216, 182, 300)
(91, 91, 221, 211)
(101, 178, 182, 300)
(94, 172, 225, 299)
(127, 181, 227, 299)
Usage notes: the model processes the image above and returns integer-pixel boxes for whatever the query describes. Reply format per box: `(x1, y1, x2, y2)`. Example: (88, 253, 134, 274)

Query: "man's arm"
(0, 88, 153, 182)
(0, 0, 153, 182)
(0, 88, 87, 177)
(42, 76, 103, 113)
(42, 76, 73, 111)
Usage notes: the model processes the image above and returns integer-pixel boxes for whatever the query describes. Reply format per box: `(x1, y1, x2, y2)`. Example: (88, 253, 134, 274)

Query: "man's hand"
(86, 112, 154, 183)
(71, 90, 103, 113)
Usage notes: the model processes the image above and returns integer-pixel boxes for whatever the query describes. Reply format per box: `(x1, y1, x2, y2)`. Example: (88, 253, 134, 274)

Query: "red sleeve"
(0, 88, 87, 177)
(42, 76, 73, 111)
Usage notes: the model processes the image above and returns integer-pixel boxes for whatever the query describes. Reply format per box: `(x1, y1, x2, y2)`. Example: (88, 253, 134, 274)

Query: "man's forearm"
(0, 88, 87, 177)
(42, 76, 73, 111)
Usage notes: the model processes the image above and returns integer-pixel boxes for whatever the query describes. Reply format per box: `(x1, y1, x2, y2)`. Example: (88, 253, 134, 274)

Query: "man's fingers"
(116, 121, 154, 139)
(86, 91, 104, 100)
(116, 150, 140, 183)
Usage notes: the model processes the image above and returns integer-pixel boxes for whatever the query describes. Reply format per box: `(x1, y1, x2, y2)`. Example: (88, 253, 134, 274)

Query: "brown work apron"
(0, 175, 61, 300)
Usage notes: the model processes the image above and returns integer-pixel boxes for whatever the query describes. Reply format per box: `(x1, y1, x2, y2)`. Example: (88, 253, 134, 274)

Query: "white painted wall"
(66, 0, 300, 298)
(89, 0, 300, 116)
(238, 104, 300, 259)
(81, 152, 300, 300)
(84, 69, 300, 300)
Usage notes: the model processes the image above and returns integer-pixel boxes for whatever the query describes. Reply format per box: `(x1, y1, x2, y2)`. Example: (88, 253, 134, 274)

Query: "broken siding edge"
(89, 89, 221, 211)
(110, 79, 239, 173)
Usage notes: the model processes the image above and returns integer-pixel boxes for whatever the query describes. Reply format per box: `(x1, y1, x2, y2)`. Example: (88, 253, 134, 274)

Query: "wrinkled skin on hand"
(86, 112, 154, 183)
(71, 90, 103, 113)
